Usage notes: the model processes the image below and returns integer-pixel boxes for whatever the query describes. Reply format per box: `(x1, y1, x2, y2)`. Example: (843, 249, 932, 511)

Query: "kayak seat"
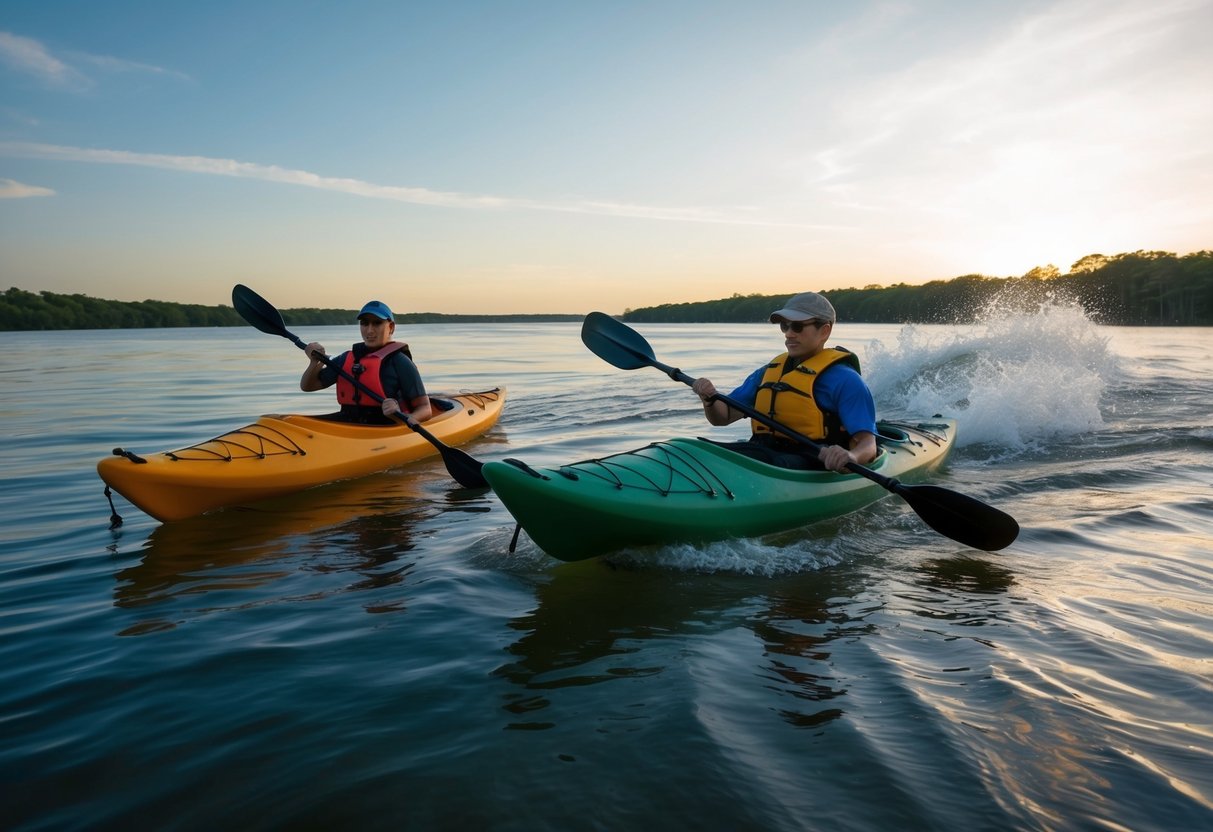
(310, 395, 457, 425)
(875, 426, 911, 444)
(699, 437, 827, 471)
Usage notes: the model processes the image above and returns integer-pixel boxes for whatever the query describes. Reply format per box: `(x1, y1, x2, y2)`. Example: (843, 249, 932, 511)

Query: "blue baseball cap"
(357, 300, 394, 321)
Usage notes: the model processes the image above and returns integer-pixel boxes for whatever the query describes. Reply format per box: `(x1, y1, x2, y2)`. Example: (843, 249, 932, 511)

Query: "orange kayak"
(98, 388, 505, 522)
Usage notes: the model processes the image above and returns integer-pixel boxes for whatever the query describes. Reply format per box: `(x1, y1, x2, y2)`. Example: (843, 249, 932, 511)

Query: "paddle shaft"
(291, 331, 488, 487)
(579, 311, 1019, 550)
(231, 283, 488, 488)
(292, 332, 432, 431)
(640, 354, 905, 492)
(298, 340, 490, 487)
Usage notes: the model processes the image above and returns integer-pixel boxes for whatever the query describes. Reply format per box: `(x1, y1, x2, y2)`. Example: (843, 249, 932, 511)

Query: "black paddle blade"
(581, 311, 657, 370)
(438, 446, 489, 489)
(894, 483, 1020, 551)
(407, 418, 489, 488)
(232, 284, 290, 338)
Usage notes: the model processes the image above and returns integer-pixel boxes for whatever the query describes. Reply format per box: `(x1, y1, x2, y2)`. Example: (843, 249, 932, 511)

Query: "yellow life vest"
(752, 347, 862, 442)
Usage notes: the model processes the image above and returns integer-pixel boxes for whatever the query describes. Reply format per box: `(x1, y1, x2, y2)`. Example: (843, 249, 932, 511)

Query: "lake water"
(2, 303, 1211, 830)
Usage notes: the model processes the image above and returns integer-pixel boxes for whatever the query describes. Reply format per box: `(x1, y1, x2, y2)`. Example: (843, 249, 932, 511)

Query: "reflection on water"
(494, 563, 876, 733)
(111, 468, 490, 633)
(748, 573, 869, 729)
(914, 555, 1016, 596)
(494, 562, 685, 729)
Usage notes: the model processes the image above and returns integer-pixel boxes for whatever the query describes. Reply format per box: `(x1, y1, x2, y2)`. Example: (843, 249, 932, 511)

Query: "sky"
(1, 0, 1211, 315)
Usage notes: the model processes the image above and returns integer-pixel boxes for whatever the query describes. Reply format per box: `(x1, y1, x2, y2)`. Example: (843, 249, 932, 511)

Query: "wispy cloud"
(0, 141, 842, 229)
(0, 30, 89, 89)
(0, 177, 55, 198)
(70, 50, 193, 82)
(0, 106, 41, 127)
(800, 0, 1213, 213)
(0, 30, 189, 89)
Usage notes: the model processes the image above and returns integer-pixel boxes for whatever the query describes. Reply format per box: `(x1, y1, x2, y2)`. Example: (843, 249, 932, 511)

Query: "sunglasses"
(778, 319, 828, 333)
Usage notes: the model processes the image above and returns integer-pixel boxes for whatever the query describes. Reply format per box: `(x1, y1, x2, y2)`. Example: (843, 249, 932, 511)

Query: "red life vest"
(336, 342, 411, 409)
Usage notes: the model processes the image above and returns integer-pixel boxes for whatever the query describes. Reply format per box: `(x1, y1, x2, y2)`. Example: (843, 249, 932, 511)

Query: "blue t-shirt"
(729, 359, 877, 439)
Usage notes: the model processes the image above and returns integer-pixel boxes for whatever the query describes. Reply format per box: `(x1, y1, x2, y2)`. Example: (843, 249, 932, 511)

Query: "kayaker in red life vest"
(691, 291, 878, 473)
(300, 300, 434, 425)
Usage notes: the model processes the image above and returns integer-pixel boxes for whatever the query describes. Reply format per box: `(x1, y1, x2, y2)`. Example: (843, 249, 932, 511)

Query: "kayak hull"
(483, 418, 956, 561)
(98, 388, 505, 522)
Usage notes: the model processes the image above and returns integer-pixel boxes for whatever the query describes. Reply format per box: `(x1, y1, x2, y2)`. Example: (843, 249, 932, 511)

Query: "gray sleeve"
(384, 352, 426, 402)
(316, 351, 347, 388)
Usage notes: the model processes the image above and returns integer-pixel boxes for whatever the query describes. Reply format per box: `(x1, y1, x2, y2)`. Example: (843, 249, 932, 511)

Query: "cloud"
(0, 30, 89, 89)
(800, 0, 1213, 205)
(0, 30, 189, 89)
(0, 106, 41, 127)
(0, 141, 842, 229)
(0, 178, 55, 198)
(70, 51, 193, 83)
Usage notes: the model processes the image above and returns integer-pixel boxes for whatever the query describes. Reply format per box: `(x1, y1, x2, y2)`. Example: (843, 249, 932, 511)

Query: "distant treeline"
(623, 250, 1213, 326)
(4, 249, 1211, 331)
(0, 289, 581, 331)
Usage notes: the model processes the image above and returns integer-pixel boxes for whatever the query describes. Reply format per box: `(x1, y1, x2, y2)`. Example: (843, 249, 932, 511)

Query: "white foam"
(607, 535, 846, 576)
(863, 295, 1116, 453)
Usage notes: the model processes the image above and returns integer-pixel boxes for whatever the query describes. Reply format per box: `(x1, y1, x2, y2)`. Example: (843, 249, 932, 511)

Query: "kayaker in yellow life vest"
(300, 300, 434, 425)
(691, 291, 878, 472)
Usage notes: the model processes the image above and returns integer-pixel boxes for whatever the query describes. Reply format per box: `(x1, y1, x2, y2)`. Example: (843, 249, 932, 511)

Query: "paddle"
(231, 283, 489, 489)
(580, 311, 1019, 551)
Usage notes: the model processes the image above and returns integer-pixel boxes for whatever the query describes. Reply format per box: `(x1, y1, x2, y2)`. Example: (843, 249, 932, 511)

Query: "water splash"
(863, 296, 1116, 452)
(607, 535, 846, 576)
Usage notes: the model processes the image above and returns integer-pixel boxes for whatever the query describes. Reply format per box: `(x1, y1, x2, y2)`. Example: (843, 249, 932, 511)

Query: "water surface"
(2, 306, 1211, 830)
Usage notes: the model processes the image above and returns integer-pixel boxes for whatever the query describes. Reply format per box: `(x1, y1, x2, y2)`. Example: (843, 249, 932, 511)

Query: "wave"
(864, 297, 1117, 453)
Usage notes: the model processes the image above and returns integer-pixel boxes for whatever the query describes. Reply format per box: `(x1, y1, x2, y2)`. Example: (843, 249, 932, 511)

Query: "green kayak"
(484, 418, 958, 561)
